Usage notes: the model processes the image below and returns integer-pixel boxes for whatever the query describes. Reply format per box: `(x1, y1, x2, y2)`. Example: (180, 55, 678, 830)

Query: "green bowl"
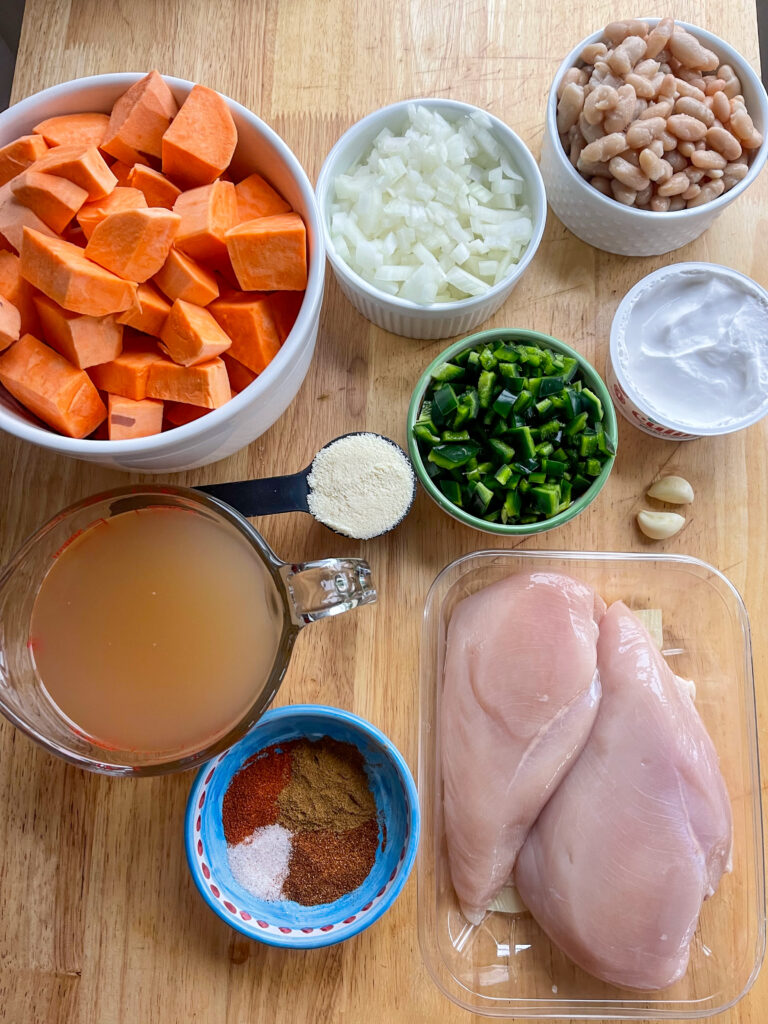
(406, 328, 618, 536)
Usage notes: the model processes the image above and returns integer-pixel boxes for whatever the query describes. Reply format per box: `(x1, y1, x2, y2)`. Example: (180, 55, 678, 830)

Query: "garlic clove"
(647, 475, 694, 504)
(637, 509, 685, 540)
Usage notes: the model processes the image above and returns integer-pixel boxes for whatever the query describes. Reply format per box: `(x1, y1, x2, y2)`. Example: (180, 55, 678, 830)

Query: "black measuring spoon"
(198, 432, 416, 536)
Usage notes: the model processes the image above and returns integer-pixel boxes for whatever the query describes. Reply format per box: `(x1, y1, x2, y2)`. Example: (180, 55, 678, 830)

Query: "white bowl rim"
(315, 96, 547, 316)
(546, 18, 768, 221)
(609, 260, 768, 435)
(0, 72, 325, 456)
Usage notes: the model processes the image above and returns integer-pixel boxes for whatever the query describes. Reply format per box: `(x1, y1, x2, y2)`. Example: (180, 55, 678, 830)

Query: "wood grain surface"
(1, 1, 765, 1022)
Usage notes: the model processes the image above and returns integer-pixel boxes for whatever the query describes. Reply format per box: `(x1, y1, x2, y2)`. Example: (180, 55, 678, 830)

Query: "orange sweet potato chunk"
(235, 173, 291, 222)
(160, 298, 231, 366)
(268, 290, 303, 343)
(32, 145, 116, 201)
(0, 295, 20, 351)
(173, 180, 237, 264)
(88, 340, 166, 400)
(0, 332, 106, 437)
(0, 250, 40, 335)
(110, 161, 134, 186)
(21, 227, 138, 317)
(146, 355, 230, 407)
(84, 207, 180, 282)
(164, 400, 211, 426)
(11, 170, 88, 233)
(77, 186, 147, 240)
(107, 393, 164, 439)
(225, 213, 307, 291)
(34, 293, 123, 369)
(161, 84, 237, 189)
(127, 165, 181, 210)
(153, 248, 218, 305)
(221, 350, 256, 392)
(209, 291, 281, 373)
(0, 184, 57, 252)
(103, 71, 179, 162)
(0, 135, 48, 187)
(116, 281, 170, 335)
(33, 113, 110, 149)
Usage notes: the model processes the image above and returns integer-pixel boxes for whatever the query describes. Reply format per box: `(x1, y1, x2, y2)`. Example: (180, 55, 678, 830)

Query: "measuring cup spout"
(281, 558, 377, 624)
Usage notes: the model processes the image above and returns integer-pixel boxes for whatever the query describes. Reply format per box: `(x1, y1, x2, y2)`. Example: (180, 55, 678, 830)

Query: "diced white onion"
(329, 104, 533, 304)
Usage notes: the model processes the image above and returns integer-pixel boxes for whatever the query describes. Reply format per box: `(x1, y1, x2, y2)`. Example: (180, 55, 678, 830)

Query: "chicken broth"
(29, 506, 283, 755)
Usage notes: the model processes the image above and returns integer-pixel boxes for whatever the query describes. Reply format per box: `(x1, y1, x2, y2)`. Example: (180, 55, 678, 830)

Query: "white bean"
(557, 82, 585, 133)
(645, 18, 674, 59)
(604, 19, 649, 43)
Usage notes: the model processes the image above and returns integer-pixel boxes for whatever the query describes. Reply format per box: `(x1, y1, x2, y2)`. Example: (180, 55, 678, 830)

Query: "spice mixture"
(223, 736, 381, 906)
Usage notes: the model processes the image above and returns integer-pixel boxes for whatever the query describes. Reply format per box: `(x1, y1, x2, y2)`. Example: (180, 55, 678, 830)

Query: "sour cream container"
(607, 263, 768, 440)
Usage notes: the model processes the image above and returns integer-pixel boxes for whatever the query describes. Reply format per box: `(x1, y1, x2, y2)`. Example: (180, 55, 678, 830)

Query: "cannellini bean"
(590, 175, 612, 195)
(650, 194, 671, 211)
(681, 182, 701, 200)
(705, 77, 726, 95)
(641, 98, 674, 119)
(637, 510, 685, 540)
(607, 35, 647, 75)
(690, 148, 727, 170)
(647, 475, 694, 504)
(577, 154, 612, 177)
(666, 113, 708, 141)
(677, 140, 696, 157)
(581, 42, 608, 64)
(659, 130, 678, 152)
(569, 135, 586, 166)
(604, 83, 637, 132)
(626, 116, 666, 148)
(718, 64, 742, 99)
(639, 147, 672, 181)
(583, 84, 620, 124)
(649, 138, 665, 157)
(668, 28, 719, 71)
(634, 58, 661, 77)
(724, 159, 749, 179)
(711, 91, 731, 122)
(608, 155, 650, 190)
(658, 72, 677, 97)
(625, 72, 656, 99)
(665, 149, 687, 172)
(707, 168, 724, 178)
(610, 178, 637, 205)
(633, 98, 649, 119)
(730, 105, 763, 148)
(674, 78, 706, 102)
(579, 113, 606, 144)
(675, 96, 715, 127)
(557, 67, 589, 98)
(580, 132, 628, 163)
(677, 69, 708, 91)
(649, 73, 667, 97)
(645, 17, 673, 59)
(668, 196, 686, 210)
(657, 170, 690, 196)
(557, 82, 585, 133)
(636, 183, 653, 205)
(604, 19, 649, 43)
(707, 125, 743, 160)
(684, 166, 705, 183)
(686, 178, 725, 206)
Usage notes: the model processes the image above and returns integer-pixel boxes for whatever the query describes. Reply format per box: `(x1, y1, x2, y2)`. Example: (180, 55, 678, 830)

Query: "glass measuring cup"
(0, 485, 376, 776)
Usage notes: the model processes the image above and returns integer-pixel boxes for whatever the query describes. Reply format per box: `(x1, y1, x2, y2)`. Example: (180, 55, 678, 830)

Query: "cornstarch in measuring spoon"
(307, 433, 415, 539)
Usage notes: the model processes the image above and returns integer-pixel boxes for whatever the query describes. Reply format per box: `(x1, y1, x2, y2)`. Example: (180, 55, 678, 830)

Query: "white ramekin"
(540, 20, 768, 257)
(0, 73, 325, 473)
(607, 261, 768, 440)
(315, 98, 547, 341)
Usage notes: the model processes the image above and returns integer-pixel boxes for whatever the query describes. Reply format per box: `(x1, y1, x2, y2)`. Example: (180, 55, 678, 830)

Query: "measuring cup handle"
(280, 558, 377, 624)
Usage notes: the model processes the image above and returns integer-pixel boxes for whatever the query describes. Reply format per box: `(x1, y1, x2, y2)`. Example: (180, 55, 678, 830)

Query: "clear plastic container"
(418, 550, 765, 1019)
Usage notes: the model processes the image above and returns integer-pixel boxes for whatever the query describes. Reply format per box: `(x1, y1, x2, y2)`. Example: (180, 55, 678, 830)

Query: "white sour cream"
(614, 265, 768, 433)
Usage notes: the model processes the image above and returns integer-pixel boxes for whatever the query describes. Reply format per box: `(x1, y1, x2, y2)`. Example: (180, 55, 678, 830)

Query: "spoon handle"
(197, 468, 311, 517)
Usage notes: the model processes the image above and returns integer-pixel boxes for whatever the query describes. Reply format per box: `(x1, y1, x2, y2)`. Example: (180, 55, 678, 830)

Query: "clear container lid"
(418, 550, 765, 1019)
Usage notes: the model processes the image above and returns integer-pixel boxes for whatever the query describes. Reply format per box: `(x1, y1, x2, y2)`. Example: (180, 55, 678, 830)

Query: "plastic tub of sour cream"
(607, 263, 768, 441)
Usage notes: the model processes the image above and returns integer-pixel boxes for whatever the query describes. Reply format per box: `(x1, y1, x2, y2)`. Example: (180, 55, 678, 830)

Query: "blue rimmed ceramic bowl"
(185, 704, 420, 948)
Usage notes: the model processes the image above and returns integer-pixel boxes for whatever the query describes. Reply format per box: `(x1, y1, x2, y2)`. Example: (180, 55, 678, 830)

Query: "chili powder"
(222, 742, 294, 845)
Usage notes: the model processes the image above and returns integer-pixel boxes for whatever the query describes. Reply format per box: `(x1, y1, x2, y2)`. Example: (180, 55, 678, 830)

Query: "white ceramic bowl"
(540, 19, 768, 257)
(315, 99, 547, 340)
(607, 261, 768, 439)
(0, 73, 325, 473)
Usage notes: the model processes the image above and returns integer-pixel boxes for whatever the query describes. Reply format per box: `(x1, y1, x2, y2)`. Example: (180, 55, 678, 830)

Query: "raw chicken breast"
(515, 601, 733, 991)
(442, 571, 605, 924)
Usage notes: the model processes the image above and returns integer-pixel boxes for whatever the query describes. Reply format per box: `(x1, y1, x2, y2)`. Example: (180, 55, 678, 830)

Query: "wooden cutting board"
(1, 1, 765, 1021)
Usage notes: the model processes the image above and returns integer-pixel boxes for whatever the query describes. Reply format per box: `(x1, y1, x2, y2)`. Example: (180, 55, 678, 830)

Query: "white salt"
(227, 823, 292, 902)
(307, 433, 415, 540)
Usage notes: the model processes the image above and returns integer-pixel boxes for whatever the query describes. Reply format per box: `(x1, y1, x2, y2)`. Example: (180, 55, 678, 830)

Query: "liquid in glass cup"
(0, 486, 376, 775)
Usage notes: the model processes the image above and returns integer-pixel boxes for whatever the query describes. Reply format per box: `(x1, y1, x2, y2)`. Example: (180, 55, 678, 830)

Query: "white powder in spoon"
(307, 433, 415, 539)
